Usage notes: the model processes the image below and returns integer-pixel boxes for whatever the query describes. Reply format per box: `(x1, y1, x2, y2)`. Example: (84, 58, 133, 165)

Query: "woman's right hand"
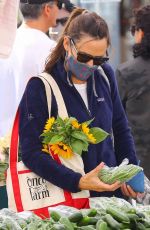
(78, 162, 122, 192)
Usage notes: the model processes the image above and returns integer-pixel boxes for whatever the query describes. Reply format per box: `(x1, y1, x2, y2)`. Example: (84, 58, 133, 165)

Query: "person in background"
(116, 5, 150, 179)
(19, 8, 140, 203)
(0, 0, 59, 137)
(49, 0, 76, 41)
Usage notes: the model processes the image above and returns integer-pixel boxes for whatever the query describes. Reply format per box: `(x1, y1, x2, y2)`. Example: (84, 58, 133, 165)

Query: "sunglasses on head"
(56, 17, 69, 26)
(57, 1, 62, 9)
(70, 38, 109, 66)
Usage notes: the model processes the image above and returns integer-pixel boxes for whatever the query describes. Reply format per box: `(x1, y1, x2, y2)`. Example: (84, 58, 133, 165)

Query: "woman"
(116, 5, 150, 180)
(19, 8, 138, 201)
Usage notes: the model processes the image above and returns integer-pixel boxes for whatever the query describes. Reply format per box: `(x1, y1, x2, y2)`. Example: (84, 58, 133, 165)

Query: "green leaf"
(71, 131, 88, 141)
(59, 130, 66, 135)
(68, 117, 77, 122)
(70, 139, 84, 155)
(64, 117, 78, 129)
(40, 132, 48, 137)
(49, 135, 64, 144)
(56, 116, 64, 126)
(90, 127, 109, 144)
(41, 131, 54, 138)
(42, 136, 52, 144)
(41, 132, 55, 144)
(83, 118, 95, 126)
(65, 121, 72, 130)
(82, 141, 89, 151)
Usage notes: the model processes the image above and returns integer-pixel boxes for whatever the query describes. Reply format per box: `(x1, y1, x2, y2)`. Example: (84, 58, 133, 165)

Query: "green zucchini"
(120, 223, 131, 229)
(143, 219, 150, 228)
(126, 213, 139, 221)
(136, 212, 145, 219)
(78, 216, 98, 226)
(127, 208, 136, 214)
(136, 222, 146, 230)
(96, 220, 108, 230)
(50, 210, 61, 222)
(69, 212, 83, 223)
(106, 207, 130, 223)
(77, 216, 91, 226)
(59, 217, 74, 230)
(130, 219, 137, 229)
(76, 226, 95, 230)
(104, 214, 121, 229)
(87, 209, 97, 217)
(96, 219, 104, 228)
(50, 223, 66, 230)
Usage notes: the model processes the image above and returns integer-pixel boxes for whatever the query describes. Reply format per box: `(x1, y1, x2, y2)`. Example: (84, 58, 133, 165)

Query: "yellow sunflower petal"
(43, 117, 55, 132)
(50, 143, 73, 159)
(42, 144, 49, 154)
(71, 120, 80, 129)
(82, 123, 90, 135)
(51, 144, 60, 154)
(87, 133, 96, 143)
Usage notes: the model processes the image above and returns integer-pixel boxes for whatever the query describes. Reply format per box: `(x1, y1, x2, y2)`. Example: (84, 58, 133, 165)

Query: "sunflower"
(42, 144, 49, 154)
(87, 133, 96, 143)
(82, 123, 96, 143)
(71, 120, 80, 129)
(51, 142, 73, 159)
(81, 123, 90, 135)
(43, 117, 55, 133)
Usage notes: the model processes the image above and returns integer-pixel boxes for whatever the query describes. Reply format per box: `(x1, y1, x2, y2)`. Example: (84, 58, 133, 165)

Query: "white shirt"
(0, 26, 56, 136)
(74, 83, 88, 109)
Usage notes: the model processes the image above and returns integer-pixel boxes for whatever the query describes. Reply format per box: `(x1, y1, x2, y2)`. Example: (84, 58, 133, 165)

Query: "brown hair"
(132, 5, 150, 59)
(45, 8, 110, 73)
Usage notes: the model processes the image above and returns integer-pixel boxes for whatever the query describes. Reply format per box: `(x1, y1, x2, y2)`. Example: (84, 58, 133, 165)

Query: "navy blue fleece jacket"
(19, 59, 138, 198)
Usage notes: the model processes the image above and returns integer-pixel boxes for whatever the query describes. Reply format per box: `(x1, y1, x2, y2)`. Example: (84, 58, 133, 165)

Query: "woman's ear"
(140, 29, 144, 39)
(135, 29, 144, 43)
(43, 3, 51, 17)
(63, 36, 70, 52)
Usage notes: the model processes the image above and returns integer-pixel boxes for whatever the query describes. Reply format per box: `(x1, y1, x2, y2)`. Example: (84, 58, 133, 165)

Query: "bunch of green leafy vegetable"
(99, 163, 142, 184)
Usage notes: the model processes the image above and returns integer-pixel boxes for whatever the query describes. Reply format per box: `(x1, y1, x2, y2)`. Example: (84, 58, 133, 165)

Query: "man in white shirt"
(0, 0, 59, 136)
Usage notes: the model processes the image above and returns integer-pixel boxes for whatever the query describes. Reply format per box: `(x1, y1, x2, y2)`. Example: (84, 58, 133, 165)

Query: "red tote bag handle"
(9, 110, 24, 212)
(9, 110, 20, 164)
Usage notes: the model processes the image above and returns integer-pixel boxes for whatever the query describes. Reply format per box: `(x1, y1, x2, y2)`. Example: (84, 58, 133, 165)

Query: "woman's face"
(63, 36, 108, 67)
(50, 8, 70, 41)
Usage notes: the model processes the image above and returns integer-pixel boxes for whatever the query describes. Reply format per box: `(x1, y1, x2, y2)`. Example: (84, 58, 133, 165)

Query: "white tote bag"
(6, 73, 89, 218)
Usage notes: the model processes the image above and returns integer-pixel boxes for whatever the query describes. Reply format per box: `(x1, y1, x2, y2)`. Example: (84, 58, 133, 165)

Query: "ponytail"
(45, 8, 85, 73)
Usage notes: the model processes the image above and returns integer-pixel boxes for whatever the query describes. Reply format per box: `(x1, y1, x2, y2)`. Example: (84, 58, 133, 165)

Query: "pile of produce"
(1, 197, 150, 229)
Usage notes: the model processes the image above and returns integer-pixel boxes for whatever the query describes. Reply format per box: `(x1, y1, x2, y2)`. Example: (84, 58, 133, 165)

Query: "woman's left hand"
(121, 183, 144, 199)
